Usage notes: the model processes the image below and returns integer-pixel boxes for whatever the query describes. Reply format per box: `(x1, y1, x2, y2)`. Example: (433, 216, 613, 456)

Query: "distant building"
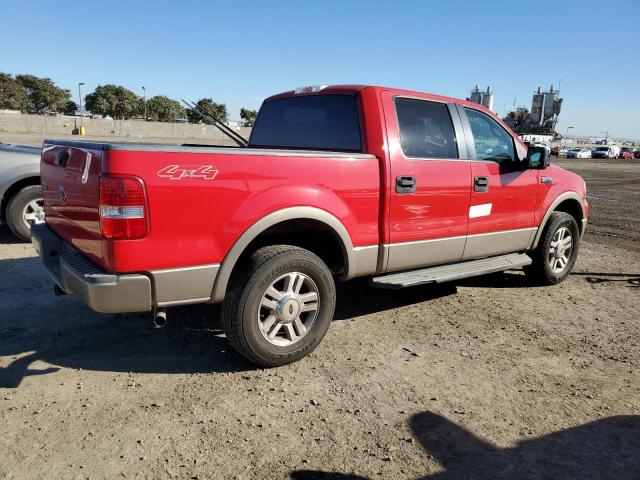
(520, 133, 554, 143)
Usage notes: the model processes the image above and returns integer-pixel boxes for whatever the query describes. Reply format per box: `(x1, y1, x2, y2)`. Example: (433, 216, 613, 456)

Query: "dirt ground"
(1, 158, 638, 479)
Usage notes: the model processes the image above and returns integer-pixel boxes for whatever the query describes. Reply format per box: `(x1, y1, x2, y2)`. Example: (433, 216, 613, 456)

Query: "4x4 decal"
(157, 165, 219, 180)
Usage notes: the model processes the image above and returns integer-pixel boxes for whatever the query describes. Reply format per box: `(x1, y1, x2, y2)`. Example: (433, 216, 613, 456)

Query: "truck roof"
(264, 84, 498, 116)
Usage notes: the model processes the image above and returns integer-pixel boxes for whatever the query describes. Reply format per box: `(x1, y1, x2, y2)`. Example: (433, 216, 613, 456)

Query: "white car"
(531, 142, 551, 154)
(566, 148, 591, 159)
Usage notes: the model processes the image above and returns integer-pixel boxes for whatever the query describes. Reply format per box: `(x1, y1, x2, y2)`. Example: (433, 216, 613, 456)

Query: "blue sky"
(1, 0, 639, 139)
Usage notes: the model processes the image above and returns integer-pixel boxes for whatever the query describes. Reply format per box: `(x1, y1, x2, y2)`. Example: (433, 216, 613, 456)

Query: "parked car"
(592, 146, 620, 159)
(619, 148, 635, 159)
(566, 148, 592, 159)
(531, 142, 551, 154)
(0, 143, 44, 241)
(634, 150, 640, 159)
(32, 84, 588, 367)
(558, 147, 570, 157)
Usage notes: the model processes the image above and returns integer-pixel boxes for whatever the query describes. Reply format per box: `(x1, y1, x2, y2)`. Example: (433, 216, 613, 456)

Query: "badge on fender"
(157, 165, 219, 180)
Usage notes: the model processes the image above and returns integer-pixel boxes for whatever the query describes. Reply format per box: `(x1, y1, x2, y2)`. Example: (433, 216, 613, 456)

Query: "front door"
(460, 106, 539, 259)
(382, 92, 472, 272)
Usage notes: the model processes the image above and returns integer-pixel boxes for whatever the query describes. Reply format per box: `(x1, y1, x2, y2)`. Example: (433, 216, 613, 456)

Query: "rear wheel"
(221, 245, 336, 367)
(525, 211, 580, 285)
(6, 185, 44, 241)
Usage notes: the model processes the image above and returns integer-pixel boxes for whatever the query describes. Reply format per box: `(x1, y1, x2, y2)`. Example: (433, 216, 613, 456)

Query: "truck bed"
(40, 139, 380, 274)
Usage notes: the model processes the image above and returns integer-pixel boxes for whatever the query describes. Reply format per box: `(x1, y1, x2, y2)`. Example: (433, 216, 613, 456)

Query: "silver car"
(0, 143, 44, 241)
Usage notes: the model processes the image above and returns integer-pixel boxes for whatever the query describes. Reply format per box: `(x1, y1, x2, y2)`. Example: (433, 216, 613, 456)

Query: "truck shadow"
(0, 258, 461, 387)
(0, 225, 22, 244)
(0, 254, 255, 387)
(291, 411, 640, 480)
(1, 253, 630, 387)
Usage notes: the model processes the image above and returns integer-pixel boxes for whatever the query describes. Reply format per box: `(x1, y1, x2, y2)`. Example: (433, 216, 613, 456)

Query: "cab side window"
(396, 98, 458, 159)
(464, 107, 515, 165)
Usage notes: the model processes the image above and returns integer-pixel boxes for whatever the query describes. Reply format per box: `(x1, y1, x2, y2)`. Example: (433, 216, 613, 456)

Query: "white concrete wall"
(0, 112, 251, 141)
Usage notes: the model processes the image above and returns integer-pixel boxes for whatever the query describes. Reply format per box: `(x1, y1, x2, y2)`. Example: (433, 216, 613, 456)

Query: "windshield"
(596, 147, 609, 151)
(250, 94, 362, 151)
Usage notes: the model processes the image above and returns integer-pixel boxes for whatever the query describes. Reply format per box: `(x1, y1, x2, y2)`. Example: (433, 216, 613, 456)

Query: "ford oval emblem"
(58, 185, 67, 202)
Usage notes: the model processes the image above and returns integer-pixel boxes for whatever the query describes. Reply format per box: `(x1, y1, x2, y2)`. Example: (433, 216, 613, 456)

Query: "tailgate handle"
(474, 176, 489, 192)
(396, 176, 416, 194)
(55, 150, 69, 167)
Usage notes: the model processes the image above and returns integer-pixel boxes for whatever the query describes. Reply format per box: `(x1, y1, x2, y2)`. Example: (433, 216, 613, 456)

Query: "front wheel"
(525, 211, 580, 285)
(221, 245, 336, 367)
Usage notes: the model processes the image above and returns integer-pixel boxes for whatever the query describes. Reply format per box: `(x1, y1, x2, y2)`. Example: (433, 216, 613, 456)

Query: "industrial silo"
(481, 86, 494, 111)
(531, 86, 544, 126)
(553, 97, 563, 116)
(543, 85, 557, 121)
(469, 85, 482, 104)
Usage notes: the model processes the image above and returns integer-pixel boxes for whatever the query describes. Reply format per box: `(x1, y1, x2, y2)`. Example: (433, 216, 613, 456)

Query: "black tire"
(221, 245, 336, 367)
(6, 185, 43, 242)
(525, 211, 580, 285)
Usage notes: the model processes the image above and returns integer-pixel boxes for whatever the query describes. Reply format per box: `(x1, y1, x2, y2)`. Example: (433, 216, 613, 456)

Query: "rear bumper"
(32, 224, 153, 313)
(31, 224, 220, 313)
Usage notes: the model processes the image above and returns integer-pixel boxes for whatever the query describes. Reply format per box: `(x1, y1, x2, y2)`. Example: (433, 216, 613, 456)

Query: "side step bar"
(371, 253, 532, 289)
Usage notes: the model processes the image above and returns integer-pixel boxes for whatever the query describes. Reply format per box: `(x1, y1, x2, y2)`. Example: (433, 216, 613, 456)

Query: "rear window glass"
(249, 94, 361, 151)
(395, 98, 458, 159)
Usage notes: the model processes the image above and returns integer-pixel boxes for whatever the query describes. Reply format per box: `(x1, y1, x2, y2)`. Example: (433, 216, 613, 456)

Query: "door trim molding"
(381, 227, 538, 273)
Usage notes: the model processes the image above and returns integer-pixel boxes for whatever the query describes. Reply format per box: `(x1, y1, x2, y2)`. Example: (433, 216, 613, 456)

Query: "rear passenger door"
(459, 106, 539, 260)
(382, 93, 471, 272)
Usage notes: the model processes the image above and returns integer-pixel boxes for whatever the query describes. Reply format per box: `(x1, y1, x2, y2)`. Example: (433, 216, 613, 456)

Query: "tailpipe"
(153, 308, 167, 328)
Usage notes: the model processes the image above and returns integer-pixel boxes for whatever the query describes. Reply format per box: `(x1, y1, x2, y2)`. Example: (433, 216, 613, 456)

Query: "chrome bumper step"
(371, 253, 532, 288)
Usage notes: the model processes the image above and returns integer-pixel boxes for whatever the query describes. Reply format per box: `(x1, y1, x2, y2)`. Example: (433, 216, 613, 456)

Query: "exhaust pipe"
(153, 308, 167, 328)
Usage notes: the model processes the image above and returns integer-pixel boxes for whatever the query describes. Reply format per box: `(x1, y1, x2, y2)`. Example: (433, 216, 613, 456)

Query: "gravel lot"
(1, 157, 638, 479)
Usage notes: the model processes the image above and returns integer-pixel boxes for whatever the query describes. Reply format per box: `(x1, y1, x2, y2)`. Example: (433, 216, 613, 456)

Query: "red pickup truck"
(32, 85, 588, 366)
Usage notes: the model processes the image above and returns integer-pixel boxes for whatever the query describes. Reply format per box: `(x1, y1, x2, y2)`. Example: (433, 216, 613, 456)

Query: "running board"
(371, 253, 532, 289)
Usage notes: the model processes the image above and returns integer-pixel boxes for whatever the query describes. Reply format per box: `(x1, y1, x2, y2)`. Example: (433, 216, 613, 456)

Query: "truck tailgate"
(41, 142, 104, 265)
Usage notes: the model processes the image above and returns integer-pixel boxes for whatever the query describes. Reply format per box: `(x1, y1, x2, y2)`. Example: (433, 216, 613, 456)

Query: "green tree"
(240, 108, 257, 127)
(146, 95, 185, 122)
(62, 100, 78, 115)
(85, 84, 142, 120)
(186, 98, 228, 124)
(14, 74, 71, 113)
(0, 73, 29, 111)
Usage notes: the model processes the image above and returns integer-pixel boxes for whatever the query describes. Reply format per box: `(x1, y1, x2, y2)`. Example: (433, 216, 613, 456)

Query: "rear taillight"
(99, 176, 148, 239)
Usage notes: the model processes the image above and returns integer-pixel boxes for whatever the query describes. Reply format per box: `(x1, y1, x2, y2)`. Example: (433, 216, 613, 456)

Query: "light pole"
(78, 82, 85, 124)
(566, 126, 574, 146)
(142, 86, 146, 121)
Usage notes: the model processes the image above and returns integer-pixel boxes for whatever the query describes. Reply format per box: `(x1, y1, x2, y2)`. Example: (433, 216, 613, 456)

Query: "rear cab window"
(249, 94, 362, 152)
(395, 98, 458, 159)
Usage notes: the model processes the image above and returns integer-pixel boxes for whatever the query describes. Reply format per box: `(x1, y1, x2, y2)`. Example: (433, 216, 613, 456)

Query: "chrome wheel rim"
(548, 226, 573, 273)
(22, 198, 45, 228)
(257, 272, 320, 347)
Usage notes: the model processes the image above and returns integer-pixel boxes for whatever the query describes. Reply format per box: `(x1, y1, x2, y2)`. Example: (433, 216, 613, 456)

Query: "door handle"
(396, 175, 416, 194)
(474, 176, 489, 192)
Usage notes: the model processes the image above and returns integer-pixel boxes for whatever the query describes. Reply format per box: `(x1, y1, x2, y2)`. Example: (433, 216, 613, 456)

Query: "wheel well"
(1, 176, 40, 220)
(553, 198, 584, 233)
(233, 218, 347, 278)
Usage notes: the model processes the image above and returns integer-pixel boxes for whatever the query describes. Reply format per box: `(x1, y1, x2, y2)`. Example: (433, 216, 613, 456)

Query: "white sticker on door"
(469, 203, 492, 218)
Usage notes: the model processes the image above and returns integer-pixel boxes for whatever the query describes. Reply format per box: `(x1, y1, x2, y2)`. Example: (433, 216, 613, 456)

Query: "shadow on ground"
(0, 257, 459, 387)
(291, 411, 640, 480)
(1, 240, 635, 388)
(572, 271, 640, 287)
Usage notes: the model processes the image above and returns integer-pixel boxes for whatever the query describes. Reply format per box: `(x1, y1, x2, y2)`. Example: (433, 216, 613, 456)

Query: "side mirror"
(526, 146, 550, 169)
